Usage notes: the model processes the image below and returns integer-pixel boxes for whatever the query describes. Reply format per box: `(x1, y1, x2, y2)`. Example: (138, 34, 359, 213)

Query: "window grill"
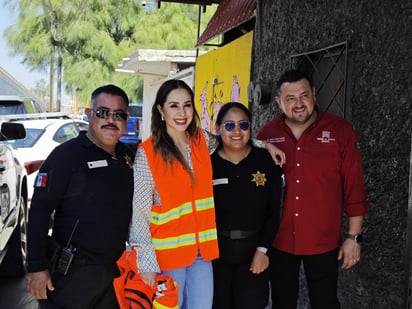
(290, 42, 351, 122)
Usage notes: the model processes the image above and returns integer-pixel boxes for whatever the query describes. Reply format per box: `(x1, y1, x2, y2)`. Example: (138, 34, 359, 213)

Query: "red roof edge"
(196, 0, 256, 47)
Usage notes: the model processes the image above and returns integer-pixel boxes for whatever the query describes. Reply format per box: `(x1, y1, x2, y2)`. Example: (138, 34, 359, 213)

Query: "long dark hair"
(151, 79, 200, 172)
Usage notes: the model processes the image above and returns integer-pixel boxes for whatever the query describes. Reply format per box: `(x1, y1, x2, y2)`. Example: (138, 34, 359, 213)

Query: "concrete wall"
(250, 1, 412, 308)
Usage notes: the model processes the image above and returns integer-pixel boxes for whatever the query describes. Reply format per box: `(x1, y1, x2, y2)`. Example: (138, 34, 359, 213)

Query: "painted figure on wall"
(200, 81, 211, 131)
(199, 75, 242, 134)
(230, 75, 240, 102)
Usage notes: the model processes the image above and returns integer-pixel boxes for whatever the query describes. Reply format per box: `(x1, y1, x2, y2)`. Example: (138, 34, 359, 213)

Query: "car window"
(128, 105, 142, 117)
(23, 98, 45, 113)
(0, 103, 26, 115)
(76, 122, 89, 131)
(6, 128, 44, 148)
(53, 123, 80, 144)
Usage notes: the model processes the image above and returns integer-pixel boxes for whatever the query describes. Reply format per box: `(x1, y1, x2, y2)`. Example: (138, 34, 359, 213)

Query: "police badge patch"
(124, 154, 133, 169)
(251, 171, 267, 187)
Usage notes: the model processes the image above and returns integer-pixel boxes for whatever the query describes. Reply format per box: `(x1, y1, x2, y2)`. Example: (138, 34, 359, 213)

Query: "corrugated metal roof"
(196, 0, 256, 47)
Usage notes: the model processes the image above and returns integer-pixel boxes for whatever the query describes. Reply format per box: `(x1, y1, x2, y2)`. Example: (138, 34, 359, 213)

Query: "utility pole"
(56, 54, 62, 111)
(49, 50, 54, 112)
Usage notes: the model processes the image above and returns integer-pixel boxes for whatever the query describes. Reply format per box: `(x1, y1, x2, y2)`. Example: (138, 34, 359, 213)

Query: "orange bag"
(113, 248, 178, 309)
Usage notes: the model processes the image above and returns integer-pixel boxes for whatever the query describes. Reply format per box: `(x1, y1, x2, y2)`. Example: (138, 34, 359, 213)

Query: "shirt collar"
(79, 131, 125, 157)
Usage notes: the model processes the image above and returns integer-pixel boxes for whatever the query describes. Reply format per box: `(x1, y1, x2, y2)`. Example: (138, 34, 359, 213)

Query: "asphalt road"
(0, 274, 39, 308)
(0, 275, 273, 309)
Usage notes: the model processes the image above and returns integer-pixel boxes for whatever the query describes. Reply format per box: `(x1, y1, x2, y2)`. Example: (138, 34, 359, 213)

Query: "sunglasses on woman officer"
(222, 120, 250, 132)
(92, 107, 128, 121)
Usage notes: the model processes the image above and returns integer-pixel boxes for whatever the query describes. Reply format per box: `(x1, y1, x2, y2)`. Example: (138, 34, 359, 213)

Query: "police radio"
(56, 219, 79, 275)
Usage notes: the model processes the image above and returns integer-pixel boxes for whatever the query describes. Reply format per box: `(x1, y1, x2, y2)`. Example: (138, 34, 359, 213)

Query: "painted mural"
(195, 31, 253, 133)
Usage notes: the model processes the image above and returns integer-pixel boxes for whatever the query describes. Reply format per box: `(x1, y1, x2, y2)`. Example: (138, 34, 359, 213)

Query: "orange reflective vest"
(142, 131, 219, 270)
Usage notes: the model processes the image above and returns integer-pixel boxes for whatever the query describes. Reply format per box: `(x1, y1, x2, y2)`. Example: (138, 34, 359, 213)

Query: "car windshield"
(128, 105, 142, 117)
(0, 103, 26, 115)
(6, 128, 44, 148)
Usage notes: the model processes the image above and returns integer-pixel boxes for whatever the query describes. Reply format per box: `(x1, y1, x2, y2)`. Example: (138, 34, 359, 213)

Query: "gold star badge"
(251, 170, 267, 187)
(124, 154, 133, 169)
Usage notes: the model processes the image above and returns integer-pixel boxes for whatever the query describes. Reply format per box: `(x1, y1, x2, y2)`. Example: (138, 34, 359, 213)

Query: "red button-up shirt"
(257, 111, 369, 255)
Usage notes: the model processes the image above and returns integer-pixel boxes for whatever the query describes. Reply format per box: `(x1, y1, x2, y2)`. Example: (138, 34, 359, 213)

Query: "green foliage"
(2, 0, 216, 105)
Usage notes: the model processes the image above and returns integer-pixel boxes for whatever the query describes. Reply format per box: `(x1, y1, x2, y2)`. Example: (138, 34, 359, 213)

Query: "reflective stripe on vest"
(151, 197, 215, 226)
(152, 233, 196, 250)
(150, 201, 192, 225)
(152, 229, 218, 251)
(198, 229, 218, 243)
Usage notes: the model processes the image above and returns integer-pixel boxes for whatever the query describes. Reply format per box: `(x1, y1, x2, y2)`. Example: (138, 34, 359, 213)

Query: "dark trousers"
(269, 248, 340, 309)
(38, 263, 120, 309)
(212, 257, 269, 309)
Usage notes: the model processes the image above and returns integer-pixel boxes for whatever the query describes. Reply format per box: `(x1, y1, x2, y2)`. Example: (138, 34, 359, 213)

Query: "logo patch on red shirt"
(34, 173, 48, 188)
(316, 131, 336, 143)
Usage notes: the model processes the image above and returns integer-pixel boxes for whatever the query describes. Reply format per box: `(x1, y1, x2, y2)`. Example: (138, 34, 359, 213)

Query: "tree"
(4, 0, 142, 108)
(31, 78, 49, 102)
(3, 1, 216, 108)
(61, 0, 142, 101)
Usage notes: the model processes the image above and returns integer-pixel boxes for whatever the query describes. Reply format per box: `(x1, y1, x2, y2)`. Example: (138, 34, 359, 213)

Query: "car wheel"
(0, 197, 27, 277)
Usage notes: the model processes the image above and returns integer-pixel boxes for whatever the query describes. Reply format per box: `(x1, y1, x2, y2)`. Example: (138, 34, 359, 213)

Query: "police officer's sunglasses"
(222, 120, 250, 132)
(92, 107, 128, 121)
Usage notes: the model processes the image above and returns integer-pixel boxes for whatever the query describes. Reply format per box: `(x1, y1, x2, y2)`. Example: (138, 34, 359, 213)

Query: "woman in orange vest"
(129, 80, 285, 309)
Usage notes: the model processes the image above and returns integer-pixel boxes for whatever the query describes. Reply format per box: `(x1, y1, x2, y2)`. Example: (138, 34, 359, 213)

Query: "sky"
(0, 3, 48, 90)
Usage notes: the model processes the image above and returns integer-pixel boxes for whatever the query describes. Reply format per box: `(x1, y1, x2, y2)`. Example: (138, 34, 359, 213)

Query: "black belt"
(219, 230, 258, 240)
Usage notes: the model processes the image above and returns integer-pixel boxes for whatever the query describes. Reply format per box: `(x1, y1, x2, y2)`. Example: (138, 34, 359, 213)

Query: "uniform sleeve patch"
(355, 142, 361, 150)
(35, 173, 48, 188)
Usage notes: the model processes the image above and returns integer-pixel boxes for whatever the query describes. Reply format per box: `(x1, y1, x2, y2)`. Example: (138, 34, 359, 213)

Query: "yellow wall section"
(194, 31, 253, 133)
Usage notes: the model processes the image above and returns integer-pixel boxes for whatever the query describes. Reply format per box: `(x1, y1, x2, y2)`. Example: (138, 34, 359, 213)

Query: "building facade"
(250, 1, 411, 308)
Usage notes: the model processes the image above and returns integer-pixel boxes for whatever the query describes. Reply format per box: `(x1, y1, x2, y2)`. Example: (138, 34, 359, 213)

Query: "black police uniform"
(27, 132, 135, 309)
(211, 146, 283, 309)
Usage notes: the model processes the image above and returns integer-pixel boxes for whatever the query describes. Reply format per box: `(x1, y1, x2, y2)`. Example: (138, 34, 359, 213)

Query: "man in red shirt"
(257, 70, 369, 308)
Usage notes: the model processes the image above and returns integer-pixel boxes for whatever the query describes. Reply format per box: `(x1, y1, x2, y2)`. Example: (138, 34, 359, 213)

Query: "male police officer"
(26, 84, 135, 308)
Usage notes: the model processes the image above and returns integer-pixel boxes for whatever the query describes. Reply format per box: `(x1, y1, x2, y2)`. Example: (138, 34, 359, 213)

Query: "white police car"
(0, 122, 28, 277)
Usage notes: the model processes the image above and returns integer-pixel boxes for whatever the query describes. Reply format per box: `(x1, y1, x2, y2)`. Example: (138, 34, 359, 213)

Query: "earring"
(161, 114, 165, 121)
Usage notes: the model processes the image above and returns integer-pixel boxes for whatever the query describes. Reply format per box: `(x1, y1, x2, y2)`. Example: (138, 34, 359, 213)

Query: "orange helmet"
(114, 248, 178, 309)
(153, 274, 178, 309)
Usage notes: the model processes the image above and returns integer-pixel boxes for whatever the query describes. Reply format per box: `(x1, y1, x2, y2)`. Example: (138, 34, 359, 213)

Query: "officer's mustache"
(101, 124, 120, 130)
